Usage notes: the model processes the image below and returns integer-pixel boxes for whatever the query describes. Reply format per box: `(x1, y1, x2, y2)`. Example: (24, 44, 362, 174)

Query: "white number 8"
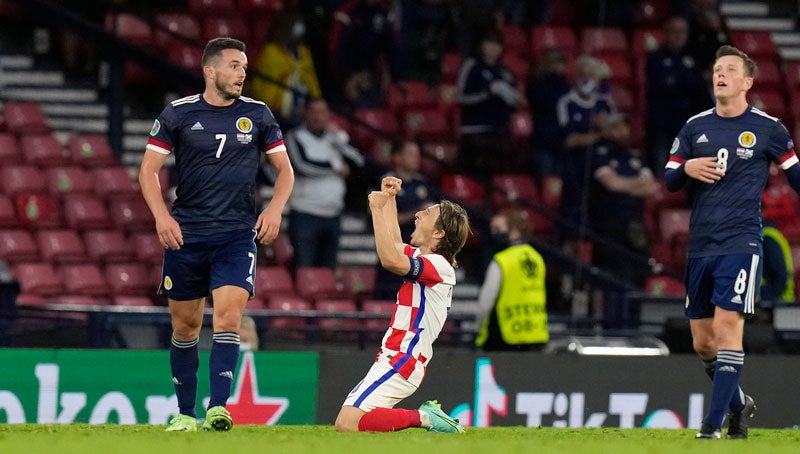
(716, 148, 728, 172)
(734, 269, 747, 294)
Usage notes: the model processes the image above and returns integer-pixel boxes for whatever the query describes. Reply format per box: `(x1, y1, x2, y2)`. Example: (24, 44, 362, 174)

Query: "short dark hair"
(202, 37, 246, 67)
(390, 139, 416, 157)
(715, 44, 757, 78)
(433, 200, 470, 267)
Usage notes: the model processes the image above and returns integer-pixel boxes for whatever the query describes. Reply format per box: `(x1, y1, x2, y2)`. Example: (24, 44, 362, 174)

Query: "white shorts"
(342, 355, 419, 411)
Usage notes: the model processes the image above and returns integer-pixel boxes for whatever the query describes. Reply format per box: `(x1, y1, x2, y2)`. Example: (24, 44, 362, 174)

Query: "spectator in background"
(285, 98, 365, 270)
(456, 28, 526, 179)
(251, 11, 322, 128)
(476, 208, 548, 351)
(526, 48, 571, 182)
(760, 190, 796, 309)
(646, 16, 710, 175)
(588, 113, 658, 327)
(556, 55, 614, 248)
(239, 315, 259, 351)
(395, 0, 455, 84)
(686, 0, 729, 74)
(328, 0, 396, 111)
(374, 140, 435, 299)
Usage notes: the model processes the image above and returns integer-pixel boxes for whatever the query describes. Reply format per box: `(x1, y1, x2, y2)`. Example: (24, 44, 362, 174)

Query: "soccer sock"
(170, 335, 199, 417)
(702, 356, 746, 413)
(704, 350, 744, 428)
(208, 332, 240, 409)
(357, 408, 422, 432)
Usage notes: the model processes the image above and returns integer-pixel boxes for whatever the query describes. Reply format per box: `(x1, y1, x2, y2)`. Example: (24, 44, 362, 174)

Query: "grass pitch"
(1, 425, 800, 454)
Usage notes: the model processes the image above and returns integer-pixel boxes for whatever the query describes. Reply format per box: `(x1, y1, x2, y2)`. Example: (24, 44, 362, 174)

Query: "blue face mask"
(577, 79, 597, 96)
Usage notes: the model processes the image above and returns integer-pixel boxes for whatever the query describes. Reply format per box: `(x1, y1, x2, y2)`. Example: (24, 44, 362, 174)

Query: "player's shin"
(208, 332, 240, 408)
(170, 336, 200, 417)
(357, 408, 422, 432)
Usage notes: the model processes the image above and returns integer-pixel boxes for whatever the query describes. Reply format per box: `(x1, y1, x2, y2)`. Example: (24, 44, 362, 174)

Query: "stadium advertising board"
(0, 350, 317, 424)
(319, 352, 800, 428)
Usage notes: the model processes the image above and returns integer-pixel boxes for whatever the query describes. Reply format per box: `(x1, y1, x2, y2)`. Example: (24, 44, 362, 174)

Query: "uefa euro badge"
(669, 137, 680, 155)
(236, 117, 253, 134)
(738, 131, 756, 148)
(150, 119, 161, 136)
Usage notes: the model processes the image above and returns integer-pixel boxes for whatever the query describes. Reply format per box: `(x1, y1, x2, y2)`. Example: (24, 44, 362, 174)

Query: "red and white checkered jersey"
(379, 245, 455, 386)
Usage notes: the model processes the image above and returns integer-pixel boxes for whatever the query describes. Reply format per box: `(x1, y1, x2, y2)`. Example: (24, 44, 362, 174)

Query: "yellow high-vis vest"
(476, 244, 548, 346)
(762, 225, 795, 303)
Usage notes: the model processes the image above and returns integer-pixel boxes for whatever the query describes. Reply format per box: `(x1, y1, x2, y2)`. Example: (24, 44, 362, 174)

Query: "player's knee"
(692, 339, 715, 357)
(334, 414, 358, 432)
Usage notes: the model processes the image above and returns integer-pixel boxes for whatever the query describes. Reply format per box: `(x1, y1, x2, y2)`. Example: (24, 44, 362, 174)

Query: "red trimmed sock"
(357, 408, 422, 432)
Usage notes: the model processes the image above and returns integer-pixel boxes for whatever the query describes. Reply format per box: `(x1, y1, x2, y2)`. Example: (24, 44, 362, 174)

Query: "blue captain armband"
(404, 256, 424, 280)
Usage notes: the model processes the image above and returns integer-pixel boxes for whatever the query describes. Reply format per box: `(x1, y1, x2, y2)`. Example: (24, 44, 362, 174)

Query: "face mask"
(577, 79, 596, 96)
(291, 22, 306, 40)
(490, 232, 510, 252)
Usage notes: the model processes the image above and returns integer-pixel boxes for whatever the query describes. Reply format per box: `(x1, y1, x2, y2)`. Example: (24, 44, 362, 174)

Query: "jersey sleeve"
(766, 122, 799, 170)
(260, 107, 286, 154)
(145, 105, 178, 155)
(665, 124, 693, 170)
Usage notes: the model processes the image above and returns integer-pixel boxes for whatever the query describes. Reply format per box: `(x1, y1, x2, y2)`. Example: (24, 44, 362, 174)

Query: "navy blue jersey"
(665, 106, 798, 257)
(146, 94, 286, 236)
(556, 90, 614, 150)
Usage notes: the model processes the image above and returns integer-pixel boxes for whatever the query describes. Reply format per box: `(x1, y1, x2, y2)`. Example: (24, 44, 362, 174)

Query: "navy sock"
(704, 350, 744, 428)
(208, 332, 240, 409)
(702, 356, 745, 413)
(170, 336, 199, 417)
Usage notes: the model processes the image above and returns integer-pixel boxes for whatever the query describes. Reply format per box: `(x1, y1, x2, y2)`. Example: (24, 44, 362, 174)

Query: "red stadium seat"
(108, 197, 153, 231)
(254, 266, 296, 298)
(154, 12, 202, 49)
(83, 230, 134, 263)
(19, 133, 69, 167)
(36, 229, 87, 263)
(265, 295, 311, 338)
(264, 233, 293, 267)
(531, 26, 578, 60)
(53, 295, 107, 306)
(502, 25, 528, 57)
(106, 13, 152, 44)
(0, 195, 16, 227)
(68, 134, 117, 167)
(441, 174, 485, 207)
(582, 27, 628, 57)
(386, 81, 436, 111)
(420, 141, 458, 184)
(113, 295, 154, 307)
(440, 52, 463, 84)
(315, 299, 361, 339)
(610, 86, 636, 116)
(1, 165, 46, 196)
(92, 167, 138, 199)
(0, 229, 39, 262)
(519, 206, 553, 236)
(402, 108, 452, 142)
(634, 0, 670, 27)
(3, 101, 50, 134)
(0, 133, 21, 164)
(510, 109, 533, 141)
(658, 208, 691, 244)
(502, 53, 530, 83)
(63, 195, 108, 230)
(340, 266, 376, 300)
(60, 263, 108, 296)
(238, 0, 283, 15)
(361, 299, 394, 332)
(105, 262, 152, 296)
(295, 267, 344, 301)
(12, 262, 63, 296)
(46, 166, 94, 197)
(491, 174, 539, 210)
(730, 30, 778, 60)
(131, 232, 163, 265)
(168, 43, 204, 70)
(597, 53, 632, 86)
(752, 58, 782, 90)
(188, 0, 237, 16)
(645, 275, 686, 296)
(540, 175, 563, 211)
(748, 88, 788, 121)
(15, 194, 61, 228)
(630, 28, 663, 57)
(436, 83, 459, 113)
(202, 17, 251, 43)
(784, 61, 800, 91)
(352, 109, 399, 150)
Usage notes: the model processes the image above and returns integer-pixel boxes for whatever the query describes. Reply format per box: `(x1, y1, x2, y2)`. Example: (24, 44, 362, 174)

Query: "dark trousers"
(288, 210, 341, 270)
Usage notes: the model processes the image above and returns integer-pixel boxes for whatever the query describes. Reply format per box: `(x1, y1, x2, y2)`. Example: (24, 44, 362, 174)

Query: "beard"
(216, 79, 241, 101)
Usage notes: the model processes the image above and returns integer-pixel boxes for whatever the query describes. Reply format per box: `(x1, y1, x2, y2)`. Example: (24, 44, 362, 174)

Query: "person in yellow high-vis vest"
(760, 221, 795, 306)
(476, 208, 548, 351)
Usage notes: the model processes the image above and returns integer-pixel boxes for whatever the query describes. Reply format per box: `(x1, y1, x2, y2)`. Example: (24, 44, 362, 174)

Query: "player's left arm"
(769, 123, 800, 194)
(256, 150, 294, 244)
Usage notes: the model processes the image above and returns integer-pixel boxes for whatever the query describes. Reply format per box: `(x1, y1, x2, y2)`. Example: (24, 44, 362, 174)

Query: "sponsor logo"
(149, 119, 161, 136)
(172, 377, 181, 385)
(696, 134, 708, 143)
(738, 131, 756, 148)
(718, 365, 737, 373)
(236, 117, 253, 133)
(670, 138, 680, 155)
(191, 122, 204, 130)
(220, 371, 234, 380)
(731, 294, 742, 304)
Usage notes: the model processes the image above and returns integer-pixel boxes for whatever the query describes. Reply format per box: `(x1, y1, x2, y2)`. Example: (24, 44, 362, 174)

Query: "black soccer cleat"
(726, 394, 756, 439)
(695, 420, 721, 439)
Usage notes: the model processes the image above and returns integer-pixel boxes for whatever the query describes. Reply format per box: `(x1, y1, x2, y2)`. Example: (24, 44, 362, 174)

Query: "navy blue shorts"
(159, 228, 257, 301)
(685, 253, 762, 319)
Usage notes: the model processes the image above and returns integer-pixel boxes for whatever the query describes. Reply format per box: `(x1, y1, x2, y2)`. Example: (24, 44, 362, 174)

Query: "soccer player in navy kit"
(665, 45, 800, 439)
(138, 37, 294, 432)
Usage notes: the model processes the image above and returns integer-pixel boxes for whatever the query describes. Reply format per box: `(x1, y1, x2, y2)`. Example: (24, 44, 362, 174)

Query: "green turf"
(1, 425, 799, 454)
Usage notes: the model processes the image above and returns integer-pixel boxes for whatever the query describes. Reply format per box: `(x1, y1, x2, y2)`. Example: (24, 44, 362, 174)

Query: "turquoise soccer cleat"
(419, 400, 465, 434)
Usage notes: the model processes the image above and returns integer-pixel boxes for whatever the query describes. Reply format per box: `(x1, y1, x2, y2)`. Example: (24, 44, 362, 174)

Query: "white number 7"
(215, 134, 227, 158)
